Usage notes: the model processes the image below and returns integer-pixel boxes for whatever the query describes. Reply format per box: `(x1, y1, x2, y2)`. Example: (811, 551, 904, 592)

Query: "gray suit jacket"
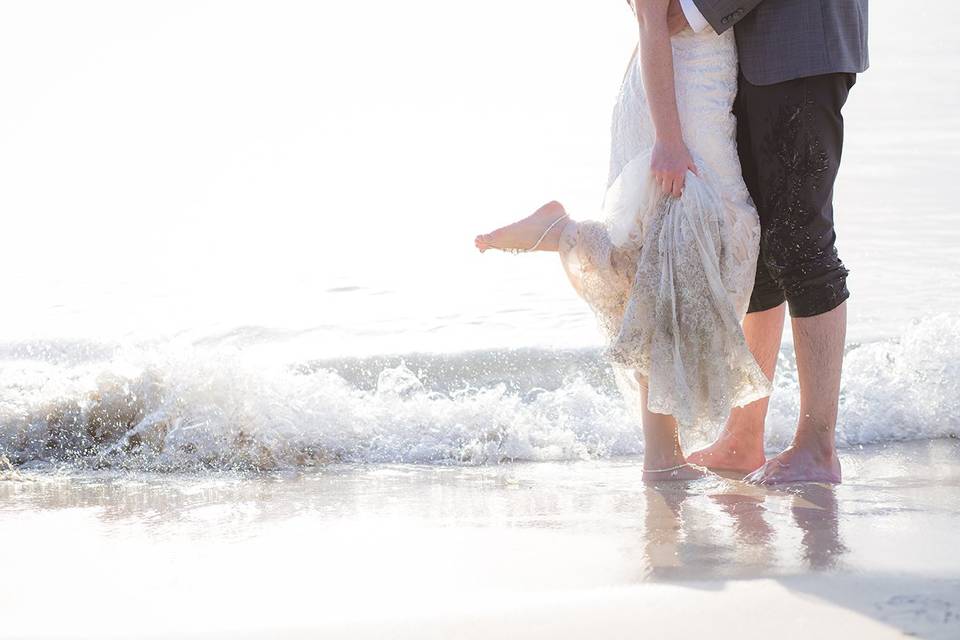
(692, 0, 869, 85)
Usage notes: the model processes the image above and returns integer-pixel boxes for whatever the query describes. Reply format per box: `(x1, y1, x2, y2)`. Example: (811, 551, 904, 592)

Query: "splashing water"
(1, 315, 957, 472)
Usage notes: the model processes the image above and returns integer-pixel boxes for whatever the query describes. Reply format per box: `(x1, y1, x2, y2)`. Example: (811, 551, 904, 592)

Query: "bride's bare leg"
(638, 382, 711, 482)
(474, 200, 570, 253)
(687, 303, 785, 474)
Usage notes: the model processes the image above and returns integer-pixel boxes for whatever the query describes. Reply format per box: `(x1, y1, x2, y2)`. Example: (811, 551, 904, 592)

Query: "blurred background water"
(0, 0, 957, 470)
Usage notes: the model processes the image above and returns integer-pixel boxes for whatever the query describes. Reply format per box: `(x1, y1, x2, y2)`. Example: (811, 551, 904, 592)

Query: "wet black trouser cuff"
(735, 71, 857, 319)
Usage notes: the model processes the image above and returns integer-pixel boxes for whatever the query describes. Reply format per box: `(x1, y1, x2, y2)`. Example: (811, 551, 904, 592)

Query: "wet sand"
(1, 439, 958, 639)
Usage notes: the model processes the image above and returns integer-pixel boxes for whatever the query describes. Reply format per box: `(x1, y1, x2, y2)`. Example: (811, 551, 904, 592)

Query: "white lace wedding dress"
(558, 26, 772, 431)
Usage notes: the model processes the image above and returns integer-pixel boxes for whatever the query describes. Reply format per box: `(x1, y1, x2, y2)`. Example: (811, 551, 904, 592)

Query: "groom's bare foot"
(642, 463, 713, 482)
(474, 200, 568, 253)
(744, 444, 841, 485)
(687, 431, 766, 475)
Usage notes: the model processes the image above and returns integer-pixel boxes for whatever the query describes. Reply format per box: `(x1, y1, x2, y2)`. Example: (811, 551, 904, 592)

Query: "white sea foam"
(761, 313, 960, 449)
(0, 315, 957, 472)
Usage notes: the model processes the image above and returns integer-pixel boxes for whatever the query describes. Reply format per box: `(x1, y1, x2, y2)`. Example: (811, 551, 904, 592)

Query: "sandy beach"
(2, 438, 957, 639)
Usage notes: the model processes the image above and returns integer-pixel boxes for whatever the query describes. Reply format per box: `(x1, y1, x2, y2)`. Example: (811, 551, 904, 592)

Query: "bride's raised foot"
(474, 200, 569, 254)
(642, 462, 714, 482)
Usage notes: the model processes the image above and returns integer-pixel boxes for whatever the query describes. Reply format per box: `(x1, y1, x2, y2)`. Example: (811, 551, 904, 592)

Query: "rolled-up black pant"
(735, 72, 856, 318)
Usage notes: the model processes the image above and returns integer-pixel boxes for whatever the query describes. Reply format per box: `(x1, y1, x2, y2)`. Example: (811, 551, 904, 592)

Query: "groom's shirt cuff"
(679, 0, 710, 33)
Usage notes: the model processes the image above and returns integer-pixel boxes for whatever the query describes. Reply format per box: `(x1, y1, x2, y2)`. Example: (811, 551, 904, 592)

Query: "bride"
(474, 0, 772, 480)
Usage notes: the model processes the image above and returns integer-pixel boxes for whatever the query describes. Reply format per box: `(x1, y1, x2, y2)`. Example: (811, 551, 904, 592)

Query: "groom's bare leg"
(732, 72, 855, 485)
(687, 303, 785, 473)
(746, 303, 845, 484)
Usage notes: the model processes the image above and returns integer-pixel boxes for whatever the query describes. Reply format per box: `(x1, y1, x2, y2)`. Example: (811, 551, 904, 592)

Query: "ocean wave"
(1, 315, 957, 472)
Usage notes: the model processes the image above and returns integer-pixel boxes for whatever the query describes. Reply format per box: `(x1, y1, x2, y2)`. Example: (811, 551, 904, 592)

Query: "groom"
(669, 0, 869, 483)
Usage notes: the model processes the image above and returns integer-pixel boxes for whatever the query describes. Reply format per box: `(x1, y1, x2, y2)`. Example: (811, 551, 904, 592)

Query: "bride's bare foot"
(642, 462, 713, 482)
(686, 430, 766, 475)
(474, 200, 569, 253)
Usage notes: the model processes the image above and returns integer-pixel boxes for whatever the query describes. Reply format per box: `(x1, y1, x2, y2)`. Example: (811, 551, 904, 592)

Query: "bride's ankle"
(537, 200, 566, 217)
(643, 450, 687, 472)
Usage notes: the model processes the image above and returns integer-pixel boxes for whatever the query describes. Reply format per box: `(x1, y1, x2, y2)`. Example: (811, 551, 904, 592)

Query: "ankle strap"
(527, 214, 568, 251)
(644, 463, 690, 474)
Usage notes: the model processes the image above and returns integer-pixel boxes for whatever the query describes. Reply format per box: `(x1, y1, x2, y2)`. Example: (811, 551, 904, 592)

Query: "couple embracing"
(475, 0, 869, 484)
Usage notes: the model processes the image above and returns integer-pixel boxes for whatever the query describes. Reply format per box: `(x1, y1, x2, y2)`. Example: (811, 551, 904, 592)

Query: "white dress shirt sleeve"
(678, 0, 710, 33)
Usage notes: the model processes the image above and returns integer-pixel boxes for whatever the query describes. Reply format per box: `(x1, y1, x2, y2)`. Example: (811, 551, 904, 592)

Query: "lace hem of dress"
(558, 150, 772, 430)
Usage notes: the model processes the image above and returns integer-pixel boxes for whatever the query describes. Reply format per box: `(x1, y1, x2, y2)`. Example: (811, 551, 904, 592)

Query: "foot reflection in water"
(790, 483, 847, 570)
(640, 480, 847, 580)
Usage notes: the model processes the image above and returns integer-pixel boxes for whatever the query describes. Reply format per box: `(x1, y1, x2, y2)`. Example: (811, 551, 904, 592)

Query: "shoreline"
(1, 439, 958, 639)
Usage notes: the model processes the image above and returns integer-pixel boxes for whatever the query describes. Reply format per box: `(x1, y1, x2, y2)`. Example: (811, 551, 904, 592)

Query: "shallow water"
(2, 440, 959, 638)
(1, 3, 958, 472)
(0, 1, 957, 349)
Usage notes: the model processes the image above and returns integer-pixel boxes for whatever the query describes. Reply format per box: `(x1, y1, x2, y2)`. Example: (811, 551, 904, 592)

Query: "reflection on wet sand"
(1, 439, 955, 587)
(641, 481, 846, 580)
(4, 469, 849, 583)
(1, 441, 959, 640)
(790, 483, 847, 570)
